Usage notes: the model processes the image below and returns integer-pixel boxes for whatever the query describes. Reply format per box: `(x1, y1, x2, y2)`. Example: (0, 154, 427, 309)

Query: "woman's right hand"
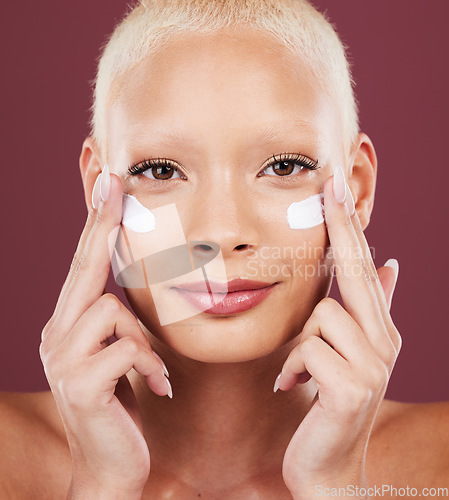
(39, 167, 171, 499)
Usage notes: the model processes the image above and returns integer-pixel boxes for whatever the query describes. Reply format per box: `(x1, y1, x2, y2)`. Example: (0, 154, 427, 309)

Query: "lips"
(171, 278, 278, 315)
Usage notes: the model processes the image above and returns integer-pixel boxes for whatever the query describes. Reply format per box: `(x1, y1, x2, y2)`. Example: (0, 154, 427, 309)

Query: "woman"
(1, 0, 448, 498)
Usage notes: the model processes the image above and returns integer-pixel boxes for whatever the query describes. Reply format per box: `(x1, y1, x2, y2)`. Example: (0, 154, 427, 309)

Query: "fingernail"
(346, 183, 356, 216)
(333, 165, 347, 204)
(91, 172, 101, 209)
(165, 377, 173, 399)
(273, 372, 282, 393)
(384, 258, 399, 278)
(152, 350, 170, 378)
(100, 164, 111, 202)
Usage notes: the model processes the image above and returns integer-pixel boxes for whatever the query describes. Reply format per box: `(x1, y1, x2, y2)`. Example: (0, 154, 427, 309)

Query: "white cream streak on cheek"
(287, 193, 325, 229)
(121, 193, 156, 233)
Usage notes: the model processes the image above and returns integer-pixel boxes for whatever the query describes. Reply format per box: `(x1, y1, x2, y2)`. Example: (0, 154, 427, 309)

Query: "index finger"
(49, 168, 123, 341)
(323, 166, 397, 356)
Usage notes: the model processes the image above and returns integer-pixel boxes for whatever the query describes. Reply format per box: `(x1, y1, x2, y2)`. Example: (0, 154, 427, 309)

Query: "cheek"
(253, 192, 329, 273)
(287, 193, 324, 230)
(250, 224, 329, 281)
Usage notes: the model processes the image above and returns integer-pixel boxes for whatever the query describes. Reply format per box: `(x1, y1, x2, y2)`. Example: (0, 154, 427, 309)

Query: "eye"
(127, 158, 186, 180)
(260, 153, 319, 177)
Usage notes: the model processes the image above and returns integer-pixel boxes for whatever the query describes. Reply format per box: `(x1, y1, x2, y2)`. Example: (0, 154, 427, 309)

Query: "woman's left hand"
(277, 168, 402, 499)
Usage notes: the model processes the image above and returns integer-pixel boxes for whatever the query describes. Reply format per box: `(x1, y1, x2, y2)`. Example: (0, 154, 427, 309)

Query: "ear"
(347, 132, 377, 230)
(79, 136, 103, 211)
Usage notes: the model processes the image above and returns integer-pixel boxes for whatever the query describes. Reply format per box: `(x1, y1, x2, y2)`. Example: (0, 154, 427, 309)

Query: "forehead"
(106, 28, 341, 158)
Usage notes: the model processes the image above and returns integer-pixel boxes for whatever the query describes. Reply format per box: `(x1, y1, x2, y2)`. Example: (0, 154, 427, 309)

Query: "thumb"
(377, 258, 399, 310)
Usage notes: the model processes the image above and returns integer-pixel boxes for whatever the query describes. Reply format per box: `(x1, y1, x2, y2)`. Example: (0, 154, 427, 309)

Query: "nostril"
(188, 241, 221, 268)
(235, 244, 250, 251)
(192, 243, 214, 253)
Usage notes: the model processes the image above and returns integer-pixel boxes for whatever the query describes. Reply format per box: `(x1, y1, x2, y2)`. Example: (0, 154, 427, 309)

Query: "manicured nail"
(165, 377, 173, 399)
(273, 372, 282, 393)
(152, 350, 170, 378)
(346, 183, 356, 216)
(384, 258, 399, 278)
(100, 164, 111, 202)
(333, 165, 347, 204)
(91, 172, 101, 209)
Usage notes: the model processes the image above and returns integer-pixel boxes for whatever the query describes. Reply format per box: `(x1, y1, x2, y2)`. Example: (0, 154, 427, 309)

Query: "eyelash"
(127, 157, 186, 179)
(126, 152, 319, 180)
(258, 153, 319, 177)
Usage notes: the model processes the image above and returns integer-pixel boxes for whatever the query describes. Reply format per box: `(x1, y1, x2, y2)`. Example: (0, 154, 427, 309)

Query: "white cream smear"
(121, 193, 156, 233)
(287, 193, 325, 229)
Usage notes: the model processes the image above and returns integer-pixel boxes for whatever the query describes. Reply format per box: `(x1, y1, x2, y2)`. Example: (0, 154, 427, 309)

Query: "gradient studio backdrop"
(1, 1, 447, 402)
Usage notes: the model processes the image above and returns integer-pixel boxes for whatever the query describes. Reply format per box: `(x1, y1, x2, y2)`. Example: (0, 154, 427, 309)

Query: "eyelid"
(127, 152, 319, 178)
(127, 157, 187, 179)
(258, 152, 319, 176)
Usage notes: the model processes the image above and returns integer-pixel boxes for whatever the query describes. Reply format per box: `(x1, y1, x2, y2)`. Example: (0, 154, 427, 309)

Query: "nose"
(183, 183, 260, 260)
(190, 240, 251, 257)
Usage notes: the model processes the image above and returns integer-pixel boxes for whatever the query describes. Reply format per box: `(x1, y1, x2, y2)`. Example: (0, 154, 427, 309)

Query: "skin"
(1, 28, 448, 499)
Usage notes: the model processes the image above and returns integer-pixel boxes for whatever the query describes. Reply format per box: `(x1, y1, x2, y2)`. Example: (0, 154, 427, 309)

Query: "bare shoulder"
(0, 391, 71, 498)
(368, 399, 449, 487)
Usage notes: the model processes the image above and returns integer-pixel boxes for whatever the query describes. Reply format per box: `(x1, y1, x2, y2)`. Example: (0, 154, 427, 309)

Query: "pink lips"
(172, 279, 278, 315)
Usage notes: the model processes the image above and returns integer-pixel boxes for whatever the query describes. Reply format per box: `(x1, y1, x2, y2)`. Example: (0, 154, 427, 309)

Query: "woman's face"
(105, 28, 345, 362)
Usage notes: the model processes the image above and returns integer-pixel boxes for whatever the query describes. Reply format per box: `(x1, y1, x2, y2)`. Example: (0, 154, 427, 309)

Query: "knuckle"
(40, 326, 58, 364)
(342, 381, 372, 414)
(39, 339, 50, 363)
(300, 335, 320, 355)
(390, 327, 402, 355)
(118, 336, 140, 357)
(41, 351, 63, 382)
(98, 293, 121, 314)
(385, 342, 398, 365)
(41, 318, 55, 342)
(379, 331, 400, 366)
(369, 361, 390, 389)
(395, 333, 402, 354)
(313, 297, 338, 320)
(58, 376, 86, 407)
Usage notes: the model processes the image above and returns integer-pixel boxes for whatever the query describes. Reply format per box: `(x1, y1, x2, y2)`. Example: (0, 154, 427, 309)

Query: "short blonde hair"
(90, 0, 359, 159)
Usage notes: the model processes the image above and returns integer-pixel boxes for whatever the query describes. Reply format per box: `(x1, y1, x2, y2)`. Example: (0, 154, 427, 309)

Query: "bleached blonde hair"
(90, 0, 359, 159)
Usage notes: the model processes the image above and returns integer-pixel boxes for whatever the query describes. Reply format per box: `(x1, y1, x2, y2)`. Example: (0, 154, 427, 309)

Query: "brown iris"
(273, 160, 297, 176)
(152, 164, 175, 180)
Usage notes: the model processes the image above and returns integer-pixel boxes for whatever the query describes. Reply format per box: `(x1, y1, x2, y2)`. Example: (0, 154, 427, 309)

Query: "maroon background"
(1, 1, 448, 402)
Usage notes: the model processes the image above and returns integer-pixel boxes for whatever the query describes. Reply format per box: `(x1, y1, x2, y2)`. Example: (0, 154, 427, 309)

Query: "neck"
(128, 332, 317, 490)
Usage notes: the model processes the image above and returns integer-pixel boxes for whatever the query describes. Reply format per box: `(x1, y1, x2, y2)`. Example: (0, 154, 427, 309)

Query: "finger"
(88, 336, 172, 398)
(60, 293, 172, 395)
(51, 171, 123, 342)
(377, 259, 399, 310)
(58, 294, 150, 359)
(323, 171, 395, 357)
(299, 298, 377, 365)
(114, 374, 144, 432)
(342, 184, 401, 353)
(335, 173, 401, 353)
(54, 172, 103, 311)
(275, 335, 349, 392)
(349, 203, 397, 321)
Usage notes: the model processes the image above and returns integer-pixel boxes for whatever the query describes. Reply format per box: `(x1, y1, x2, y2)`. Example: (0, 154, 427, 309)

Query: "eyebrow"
(126, 126, 189, 148)
(127, 120, 319, 150)
(243, 121, 319, 145)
